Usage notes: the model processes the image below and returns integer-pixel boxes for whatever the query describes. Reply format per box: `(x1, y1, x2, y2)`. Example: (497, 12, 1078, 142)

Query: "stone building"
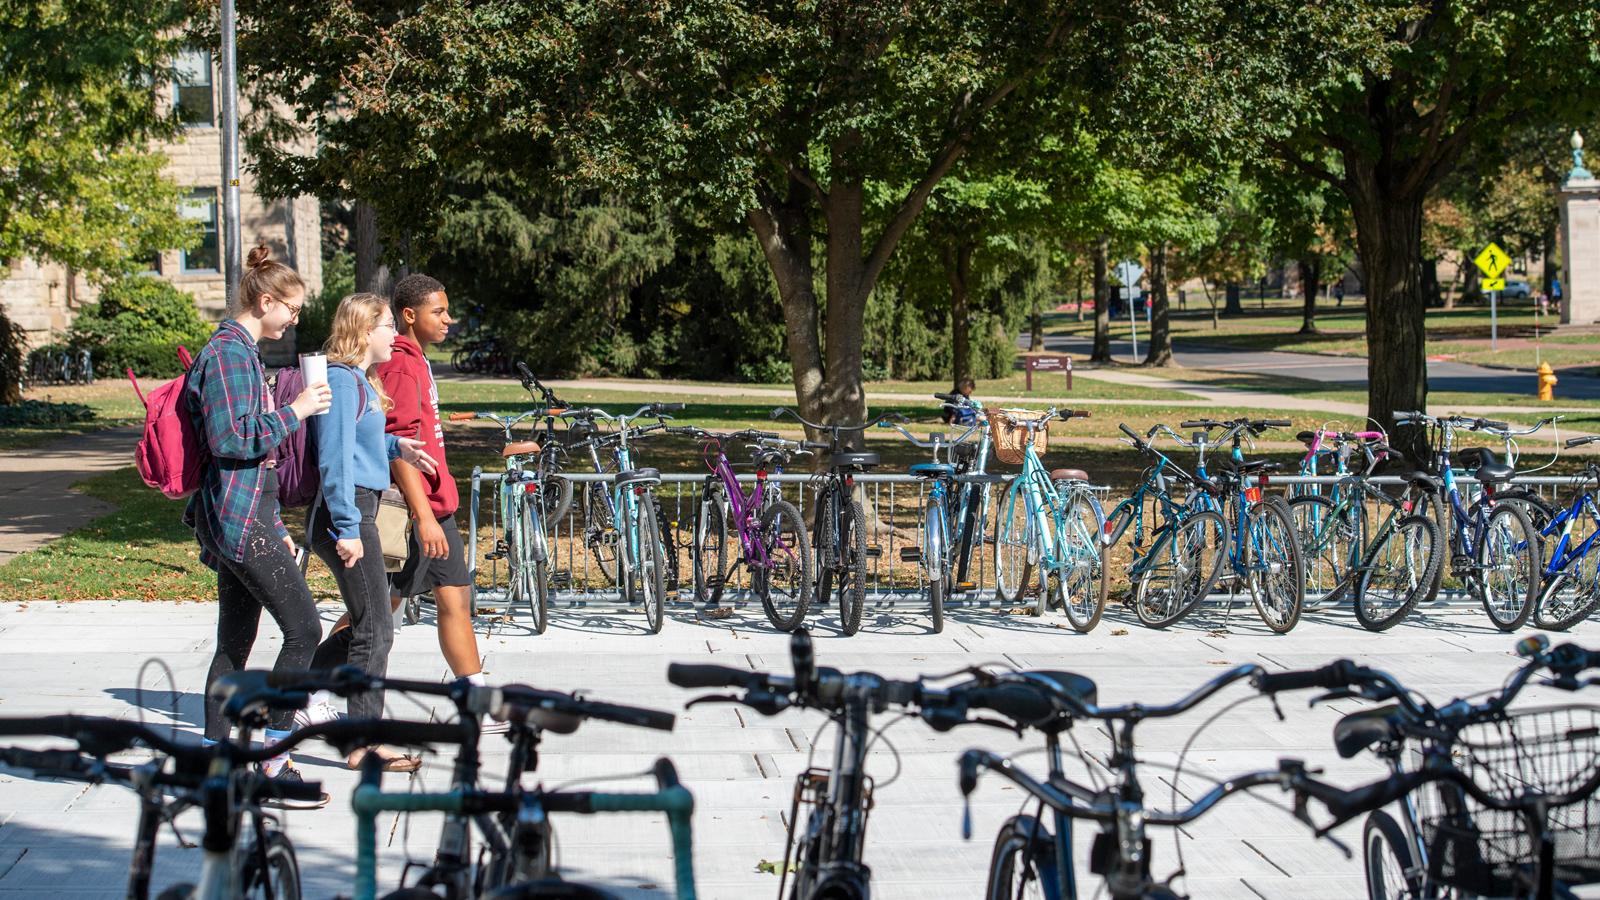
(0, 49, 320, 348)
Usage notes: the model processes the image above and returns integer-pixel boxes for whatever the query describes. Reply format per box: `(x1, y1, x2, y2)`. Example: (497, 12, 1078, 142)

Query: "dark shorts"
(390, 512, 470, 597)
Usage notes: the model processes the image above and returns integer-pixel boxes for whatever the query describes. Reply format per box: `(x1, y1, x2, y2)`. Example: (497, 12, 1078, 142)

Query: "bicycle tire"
(1535, 507, 1600, 630)
(755, 500, 812, 631)
(238, 827, 301, 900)
(1287, 494, 1363, 608)
(1133, 510, 1227, 629)
(1247, 496, 1305, 633)
(1476, 503, 1538, 631)
(1495, 488, 1555, 543)
(1353, 514, 1442, 632)
(451, 347, 471, 373)
(508, 500, 549, 635)
(540, 475, 574, 527)
(1362, 810, 1424, 900)
(994, 477, 1034, 605)
(837, 500, 867, 635)
(583, 482, 621, 586)
(692, 487, 727, 607)
(1057, 487, 1108, 633)
(926, 500, 948, 634)
(636, 499, 667, 633)
(984, 814, 1059, 900)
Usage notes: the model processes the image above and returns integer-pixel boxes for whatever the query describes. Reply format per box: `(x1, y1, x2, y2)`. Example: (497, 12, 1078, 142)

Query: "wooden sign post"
(1025, 354, 1072, 392)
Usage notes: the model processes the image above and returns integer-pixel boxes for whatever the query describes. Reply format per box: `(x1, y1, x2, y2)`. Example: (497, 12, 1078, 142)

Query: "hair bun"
(246, 245, 273, 269)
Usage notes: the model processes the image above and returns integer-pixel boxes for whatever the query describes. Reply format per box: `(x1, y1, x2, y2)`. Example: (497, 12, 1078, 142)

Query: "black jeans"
(309, 489, 392, 721)
(197, 470, 322, 740)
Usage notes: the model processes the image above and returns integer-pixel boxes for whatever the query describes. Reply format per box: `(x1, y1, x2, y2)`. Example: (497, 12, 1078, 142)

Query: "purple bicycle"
(671, 427, 815, 630)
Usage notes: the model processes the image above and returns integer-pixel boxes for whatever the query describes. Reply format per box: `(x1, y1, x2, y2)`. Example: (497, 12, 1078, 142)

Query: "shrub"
(0, 305, 25, 404)
(69, 276, 215, 378)
(0, 399, 96, 427)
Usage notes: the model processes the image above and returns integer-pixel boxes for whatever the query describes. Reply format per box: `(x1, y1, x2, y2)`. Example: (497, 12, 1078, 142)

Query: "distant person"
(1334, 281, 1345, 308)
(1552, 277, 1563, 304)
(941, 378, 979, 427)
(184, 246, 330, 797)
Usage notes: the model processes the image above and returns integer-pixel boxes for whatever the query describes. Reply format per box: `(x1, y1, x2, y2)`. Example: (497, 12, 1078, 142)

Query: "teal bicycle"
(989, 407, 1110, 632)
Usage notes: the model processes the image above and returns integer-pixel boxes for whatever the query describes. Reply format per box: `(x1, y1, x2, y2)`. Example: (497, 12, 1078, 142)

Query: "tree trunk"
(1348, 172, 1429, 460)
(1143, 242, 1173, 366)
(1091, 236, 1111, 362)
(1443, 258, 1462, 310)
(946, 242, 974, 386)
(1029, 297, 1043, 352)
(1298, 258, 1321, 335)
(1421, 257, 1441, 308)
(1074, 266, 1085, 322)
(1224, 283, 1243, 314)
(747, 188, 826, 432)
(353, 201, 391, 294)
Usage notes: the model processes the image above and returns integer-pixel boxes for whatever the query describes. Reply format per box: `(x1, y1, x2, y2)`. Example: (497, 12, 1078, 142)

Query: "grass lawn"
(0, 382, 148, 452)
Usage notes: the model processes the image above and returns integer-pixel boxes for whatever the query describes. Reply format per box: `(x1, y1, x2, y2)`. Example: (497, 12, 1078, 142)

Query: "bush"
(0, 399, 96, 427)
(69, 276, 214, 378)
(0, 305, 26, 404)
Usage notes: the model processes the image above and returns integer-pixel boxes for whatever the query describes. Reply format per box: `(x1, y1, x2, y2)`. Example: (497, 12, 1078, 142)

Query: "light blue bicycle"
(990, 407, 1109, 632)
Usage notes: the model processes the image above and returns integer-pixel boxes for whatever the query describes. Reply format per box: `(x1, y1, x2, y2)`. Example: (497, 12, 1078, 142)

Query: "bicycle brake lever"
(1308, 688, 1359, 706)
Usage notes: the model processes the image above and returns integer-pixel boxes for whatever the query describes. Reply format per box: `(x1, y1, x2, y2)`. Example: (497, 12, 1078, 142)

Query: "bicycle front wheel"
(1536, 507, 1600, 630)
(1056, 488, 1108, 633)
(836, 500, 867, 635)
(635, 498, 668, 633)
(984, 814, 1058, 900)
(1288, 494, 1364, 607)
(925, 500, 949, 634)
(1362, 810, 1423, 900)
(1134, 510, 1227, 628)
(583, 482, 621, 587)
(755, 500, 812, 631)
(692, 487, 727, 607)
(516, 501, 550, 635)
(1246, 497, 1304, 634)
(239, 827, 301, 900)
(994, 477, 1034, 605)
(1476, 503, 1538, 631)
(1353, 514, 1441, 632)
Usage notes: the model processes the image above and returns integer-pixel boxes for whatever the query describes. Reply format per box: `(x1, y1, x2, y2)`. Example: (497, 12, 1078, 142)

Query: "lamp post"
(219, 0, 242, 306)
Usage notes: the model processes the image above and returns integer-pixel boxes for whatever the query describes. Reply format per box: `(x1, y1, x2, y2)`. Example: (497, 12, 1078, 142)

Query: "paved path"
(2, 601, 1597, 898)
(0, 428, 139, 563)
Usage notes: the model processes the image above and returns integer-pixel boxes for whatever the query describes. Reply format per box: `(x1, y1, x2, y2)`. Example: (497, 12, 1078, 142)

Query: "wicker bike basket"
(987, 409, 1049, 466)
(1413, 705, 1600, 892)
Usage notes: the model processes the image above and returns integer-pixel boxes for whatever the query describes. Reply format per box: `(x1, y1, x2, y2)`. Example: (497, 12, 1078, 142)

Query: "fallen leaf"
(1110, 628, 1129, 636)
(1207, 659, 1230, 666)
(1206, 629, 1229, 638)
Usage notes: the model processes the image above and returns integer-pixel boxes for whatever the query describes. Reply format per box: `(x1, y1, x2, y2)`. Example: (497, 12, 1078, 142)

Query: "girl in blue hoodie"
(308, 292, 435, 770)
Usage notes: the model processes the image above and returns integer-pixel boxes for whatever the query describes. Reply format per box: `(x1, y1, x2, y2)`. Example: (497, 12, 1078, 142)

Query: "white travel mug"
(298, 352, 329, 415)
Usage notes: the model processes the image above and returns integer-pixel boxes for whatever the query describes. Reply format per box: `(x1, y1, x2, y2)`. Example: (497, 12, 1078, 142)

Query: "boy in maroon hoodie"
(381, 275, 492, 693)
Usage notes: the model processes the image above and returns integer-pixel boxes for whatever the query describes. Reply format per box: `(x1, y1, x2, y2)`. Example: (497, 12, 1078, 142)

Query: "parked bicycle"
(24, 344, 94, 387)
(1399, 411, 1542, 631)
(449, 335, 510, 376)
(1259, 636, 1600, 900)
(875, 411, 998, 632)
(1286, 430, 1445, 630)
(987, 406, 1108, 631)
(676, 426, 813, 630)
(771, 408, 878, 635)
(1523, 437, 1600, 631)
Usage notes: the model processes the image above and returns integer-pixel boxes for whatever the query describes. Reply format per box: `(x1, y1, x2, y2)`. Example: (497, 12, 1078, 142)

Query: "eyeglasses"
(371, 320, 396, 333)
(278, 299, 304, 320)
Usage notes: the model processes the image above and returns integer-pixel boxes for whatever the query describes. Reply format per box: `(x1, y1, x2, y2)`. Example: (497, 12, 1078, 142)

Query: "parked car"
(1501, 278, 1532, 299)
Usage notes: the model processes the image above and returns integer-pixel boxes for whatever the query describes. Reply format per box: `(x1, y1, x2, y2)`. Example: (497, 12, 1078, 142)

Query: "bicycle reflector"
(524, 483, 539, 494)
(1244, 485, 1263, 503)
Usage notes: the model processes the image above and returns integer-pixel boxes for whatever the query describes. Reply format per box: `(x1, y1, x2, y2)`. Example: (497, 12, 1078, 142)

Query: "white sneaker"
(480, 714, 510, 735)
(293, 691, 345, 730)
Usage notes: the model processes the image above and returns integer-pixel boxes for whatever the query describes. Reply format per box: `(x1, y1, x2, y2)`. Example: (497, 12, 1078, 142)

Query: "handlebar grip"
(1064, 410, 1090, 419)
(964, 684, 1057, 725)
(655, 402, 685, 413)
(652, 757, 682, 789)
(1261, 419, 1292, 427)
(791, 629, 815, 691)
(448, 412, 476, 421)
(251, 776, 326, 804)
(666, 663, 762, 690)
(1179, 420, 1210, 429)
(802, 441, 831, 451)
(1255, 660, 1363, 693)
(1479, 419, 1509, 431)
(1394, 411, 1423, 420)
(516, 361, 535, 381)
(1565, 436, 1599, 449)
(1119, 423, 1141, 441)
(751, 430, 781, 440)
(933, 392, 962, 403)
(572, 700, 677, 732)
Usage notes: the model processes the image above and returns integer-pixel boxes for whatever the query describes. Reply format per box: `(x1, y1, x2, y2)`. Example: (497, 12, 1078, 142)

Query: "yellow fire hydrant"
(1538, 361, 1558, 401)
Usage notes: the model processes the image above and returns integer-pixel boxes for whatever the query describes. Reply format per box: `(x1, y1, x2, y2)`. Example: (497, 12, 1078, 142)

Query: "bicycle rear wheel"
(755, 500, 812, 631)
(635, 498, 667, 633)
(1362, 811, 1424, 900)
(1353, 514, 1441, 632)
(1056, 487, 1108, 633)
(1288, 494, 1364, 608)
(239, 827, 301, 900)
(994, 477, 1034, 605)
(925, 500, 949, 634)
(508, 499, 549, 635)
(1476, 503, 1538, 631)
(1246, 497, 1304, 633)
(692, 487, 727, 607)
(984, 814, 1058, 900)
(836, 500, 867, 635)
(1134, 510, 1226, 628)
(583, 482, 621, 586)
(1535, 511, 1600, 630)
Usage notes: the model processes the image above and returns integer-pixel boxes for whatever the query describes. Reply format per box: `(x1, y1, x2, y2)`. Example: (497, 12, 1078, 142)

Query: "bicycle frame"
(1192, 427, 1281, 582)
(781, 680, 878, 899)
(706, 440, 783, 574)
(997, 414, 1100, 608)
(1538, 489, 1600, 580)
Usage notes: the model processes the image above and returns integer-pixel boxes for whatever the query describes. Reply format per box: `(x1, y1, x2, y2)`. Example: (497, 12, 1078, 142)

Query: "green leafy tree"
(1255, 161, 1350, 334)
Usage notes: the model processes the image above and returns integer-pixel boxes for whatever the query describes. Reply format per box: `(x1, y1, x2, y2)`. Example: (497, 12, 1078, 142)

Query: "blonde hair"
(323, 292, 393, 412)
(237, 245, 305, 317)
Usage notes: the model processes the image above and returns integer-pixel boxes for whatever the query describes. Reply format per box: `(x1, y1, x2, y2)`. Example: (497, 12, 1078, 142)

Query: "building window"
(180, 190, 219, 273)
(174, 50, 214, 127)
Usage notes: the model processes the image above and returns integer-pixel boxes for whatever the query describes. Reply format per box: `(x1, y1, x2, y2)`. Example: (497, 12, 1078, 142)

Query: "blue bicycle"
(1530, 441, 1600, 631)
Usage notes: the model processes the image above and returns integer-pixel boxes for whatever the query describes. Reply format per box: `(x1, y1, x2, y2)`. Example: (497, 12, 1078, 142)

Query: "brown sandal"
(347, 746, 422, 773)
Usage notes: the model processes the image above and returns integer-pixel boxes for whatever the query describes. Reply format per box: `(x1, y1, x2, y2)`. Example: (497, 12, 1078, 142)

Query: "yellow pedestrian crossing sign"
(1474, 243, 1511, 279)
(1481, 277, 1505, 292)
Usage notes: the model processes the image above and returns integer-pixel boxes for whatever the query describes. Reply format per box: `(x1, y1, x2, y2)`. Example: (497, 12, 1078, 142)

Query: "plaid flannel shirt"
(182, 319, 299, 569)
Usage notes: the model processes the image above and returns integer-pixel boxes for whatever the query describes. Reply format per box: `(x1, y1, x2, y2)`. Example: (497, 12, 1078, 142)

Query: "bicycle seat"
(1295, 430, 1318, 446)
(831, 452, 879, 470)
(1229, 459, 1281, 474)
(1022, 670, 1098, 708)
(1406, 471, 1441, 490)
(501, 440, 541, 458)
(909, 462, 955, 479)
(1458, 447, 1516, 484)
(615, 467, 661, 487)
(953, 442, 979, 462)
(1333, 704, 1401, 759)
(1050, 468, 1089, 482)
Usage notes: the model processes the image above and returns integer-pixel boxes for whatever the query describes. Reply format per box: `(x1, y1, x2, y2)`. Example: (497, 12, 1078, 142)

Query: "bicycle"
(559, 403, 684, 632)
(675, 426, 814, 630)
(1525, 438, 1600, 631)
(1105, 424, 1229, 629)
(0, 680, 452, 900)
(770, 407, 878, 635)
(875, 412, 995, 633)
(448, 407, 558, 633)
(1176, 417, 1306, 633)
(957, 663, 1333, 899)
(934, 390, 1002, 590)
(1285, 431, 1445, 630)
(1398, 411, 1542, 631)
(987, 406, 1108, 632)
(1259, 636, 1600, 900)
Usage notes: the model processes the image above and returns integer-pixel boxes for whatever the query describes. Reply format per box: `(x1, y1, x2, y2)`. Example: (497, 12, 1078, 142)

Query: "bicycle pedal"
(484, 550, 506, 562)
(549, 571, 572, 589)
(864, 546, 883, 559)
(954, 581, 977, 592)
(899, 547, 923, 563)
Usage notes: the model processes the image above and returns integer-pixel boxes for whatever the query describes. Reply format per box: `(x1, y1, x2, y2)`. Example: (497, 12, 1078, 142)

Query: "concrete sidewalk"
(0, 428, 139, 564)
(1, 600, 1597, 898)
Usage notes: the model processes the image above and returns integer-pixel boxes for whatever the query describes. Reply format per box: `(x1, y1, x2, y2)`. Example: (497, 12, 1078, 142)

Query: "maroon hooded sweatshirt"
(378, 334, 458, 518)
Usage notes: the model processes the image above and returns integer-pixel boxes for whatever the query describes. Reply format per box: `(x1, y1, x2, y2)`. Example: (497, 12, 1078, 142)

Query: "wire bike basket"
(1414, 705, 1600, 892)
(987, 409, 1048, 466)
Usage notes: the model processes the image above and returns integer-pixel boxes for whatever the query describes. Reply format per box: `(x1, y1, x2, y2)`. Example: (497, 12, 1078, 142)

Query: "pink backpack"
(129, 346, 206, 499)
